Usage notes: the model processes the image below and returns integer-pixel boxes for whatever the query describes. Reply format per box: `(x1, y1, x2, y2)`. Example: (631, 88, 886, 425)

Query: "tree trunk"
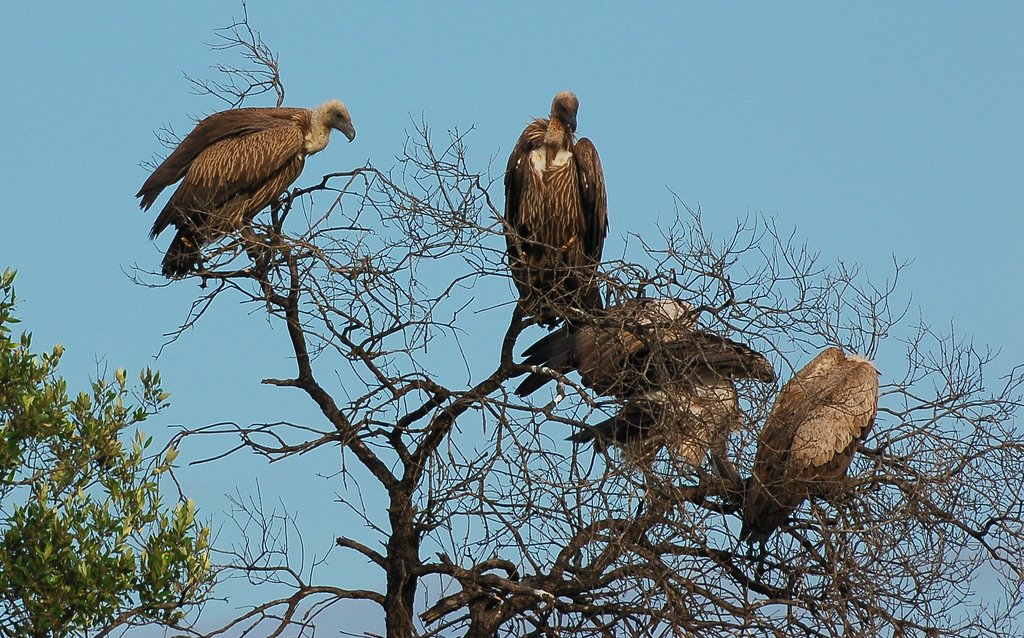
(385, 484, 420, 637)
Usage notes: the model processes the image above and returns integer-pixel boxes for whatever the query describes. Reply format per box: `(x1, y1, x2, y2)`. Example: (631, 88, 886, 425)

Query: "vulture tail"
(515, 373, 553, 397)
(566, 413, 627, 448)
(521, 327, 573, 360)
(567, 405, 659, 450)
(738, 520, 766, 544)
(569, 423, 598, 444)
(162, 230, 201, 279)
(514, 349, 573, 396)
(739, 476, 777, 544)
(514, 326, 579, 397)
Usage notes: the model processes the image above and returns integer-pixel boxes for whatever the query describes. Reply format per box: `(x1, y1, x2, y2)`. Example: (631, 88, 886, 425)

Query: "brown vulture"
(516, 298, 776, 466)
(741, 347, 880, 543)
(574, 382, 745, 468)
(137, 100, 356, 278)
(504, 91, 607, 327)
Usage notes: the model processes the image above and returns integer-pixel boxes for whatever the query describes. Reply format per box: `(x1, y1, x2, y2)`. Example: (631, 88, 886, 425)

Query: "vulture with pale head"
(504, 91, 607, 327)
(516, 298, 776, 466)
(741, 347, 880, 543)
(137, 100, 356, 277)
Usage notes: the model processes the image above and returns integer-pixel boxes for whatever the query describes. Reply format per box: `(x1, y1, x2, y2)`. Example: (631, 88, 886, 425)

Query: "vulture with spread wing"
(138, 100, 356, 278)
(516, 298, 776, 466)
(741, 347, 880, 543)
(504, 91, 607, 327)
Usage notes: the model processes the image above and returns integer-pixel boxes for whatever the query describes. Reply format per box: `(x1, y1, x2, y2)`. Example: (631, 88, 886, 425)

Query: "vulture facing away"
(516, 298, 776, 466)
(504, 91, 608, 327)
(741, 347, 880, 543)
(137, 100, 356, 278)
(575, 381, 745, 468)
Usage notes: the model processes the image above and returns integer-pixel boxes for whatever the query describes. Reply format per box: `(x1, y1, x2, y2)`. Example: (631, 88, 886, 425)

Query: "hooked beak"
(341, 123, 356, 142)
(565, 114, 578, 134)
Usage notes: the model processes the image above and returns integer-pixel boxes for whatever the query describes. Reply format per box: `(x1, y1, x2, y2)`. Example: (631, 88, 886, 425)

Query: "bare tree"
(145, 13, 1024, 638)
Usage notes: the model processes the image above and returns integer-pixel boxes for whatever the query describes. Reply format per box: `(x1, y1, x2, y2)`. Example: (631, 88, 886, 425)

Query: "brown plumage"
(574, 381, 744, 468)
(504, 91, 608, 327)
(516, 298, 775, 398)
(741, 347, 880, 543)
(138, 100, 355, 278)
(516, 297, 776, 466)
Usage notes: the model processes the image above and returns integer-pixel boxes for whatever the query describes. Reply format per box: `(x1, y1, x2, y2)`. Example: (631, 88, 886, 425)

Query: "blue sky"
(2, 2, 1022, 633)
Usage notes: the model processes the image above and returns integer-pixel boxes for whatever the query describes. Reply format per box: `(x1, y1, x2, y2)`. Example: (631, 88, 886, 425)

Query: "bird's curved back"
(137, 107, 306, 209)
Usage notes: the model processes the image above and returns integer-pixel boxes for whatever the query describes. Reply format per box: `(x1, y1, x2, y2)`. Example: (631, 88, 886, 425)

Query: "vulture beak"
(566, 114, 578, 134)
(337, 122, 358, 142)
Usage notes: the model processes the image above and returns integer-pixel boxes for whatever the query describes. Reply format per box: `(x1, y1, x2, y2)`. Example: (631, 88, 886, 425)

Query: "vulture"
(137, 100, 356, 278)
(504, 91, 608, 327)
(516, 298, 776, 466)
(573, 381, 745, 468)
(516, 298, 775, 399)
(741, 347, 880, 543)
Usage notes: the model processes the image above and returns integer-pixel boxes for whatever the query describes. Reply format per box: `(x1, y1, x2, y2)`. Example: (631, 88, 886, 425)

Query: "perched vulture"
(504, 91, 607, 327)
(516, 298, 774, 399)
(137, 100, 356, 278)
(516, 297, 776, 466)
(571, 381, 744, 468)
(741, 347, 880, 543)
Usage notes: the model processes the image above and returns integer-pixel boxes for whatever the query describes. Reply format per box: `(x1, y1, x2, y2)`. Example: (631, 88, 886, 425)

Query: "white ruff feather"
(549, 149, 573, 167)
(846, 353, 877, 369)
(529, 149, 546, 173)
(636, 298, 695, 326)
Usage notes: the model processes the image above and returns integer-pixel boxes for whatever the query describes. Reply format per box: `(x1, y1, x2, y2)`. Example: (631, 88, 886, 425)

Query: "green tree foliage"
(0, 269, 212, 637)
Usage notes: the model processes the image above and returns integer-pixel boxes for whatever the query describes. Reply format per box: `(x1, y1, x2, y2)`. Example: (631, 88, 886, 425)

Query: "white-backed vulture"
(137, 100, 356, 278)
(516, 297, 776, 466)
(504, 91, 607, 327)
(516, 298, 775, 398)
(570, 380, 744, 468)
(741, 347, 880, 543)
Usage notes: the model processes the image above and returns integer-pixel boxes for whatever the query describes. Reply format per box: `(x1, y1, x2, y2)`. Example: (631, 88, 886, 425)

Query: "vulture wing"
(137, 108, 304, 210)
(150, 123, 305, 238)
(573, 138, 608, 262)
(657, 332, 776, 384)
(789, 360, 879, 469)
(515, 299, 775, 397)
(503, 119, 545, 247)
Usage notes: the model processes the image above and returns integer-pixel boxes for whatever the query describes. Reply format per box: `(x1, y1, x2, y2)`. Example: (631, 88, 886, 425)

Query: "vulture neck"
(544, 117, 571, 166)
(304, 107, 333, 156)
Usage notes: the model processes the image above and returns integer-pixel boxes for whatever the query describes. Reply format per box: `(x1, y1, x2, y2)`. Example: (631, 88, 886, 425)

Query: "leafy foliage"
(0, 269, 212, 637)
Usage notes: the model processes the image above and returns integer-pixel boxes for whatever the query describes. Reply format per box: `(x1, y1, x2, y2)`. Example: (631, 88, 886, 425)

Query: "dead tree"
(148, 13, 1024, 638)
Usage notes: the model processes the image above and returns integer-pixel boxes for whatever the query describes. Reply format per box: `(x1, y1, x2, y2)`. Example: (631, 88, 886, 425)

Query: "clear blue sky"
(2, 2, 1021, 633)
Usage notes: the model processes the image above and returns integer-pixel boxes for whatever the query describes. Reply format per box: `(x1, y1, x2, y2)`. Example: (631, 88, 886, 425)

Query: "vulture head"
(315, 99, 357, 142)
(551, 91, 579, 133)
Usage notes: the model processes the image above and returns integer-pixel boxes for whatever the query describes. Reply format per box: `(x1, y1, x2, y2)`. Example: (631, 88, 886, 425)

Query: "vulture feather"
(741, 347, 880, 543)
(570, 381, 744, 468)
(516, 298, 775, 398)
(138, 100, 355, 278)
(517, 297, 776, 467)
(505, 91, 607, 327)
